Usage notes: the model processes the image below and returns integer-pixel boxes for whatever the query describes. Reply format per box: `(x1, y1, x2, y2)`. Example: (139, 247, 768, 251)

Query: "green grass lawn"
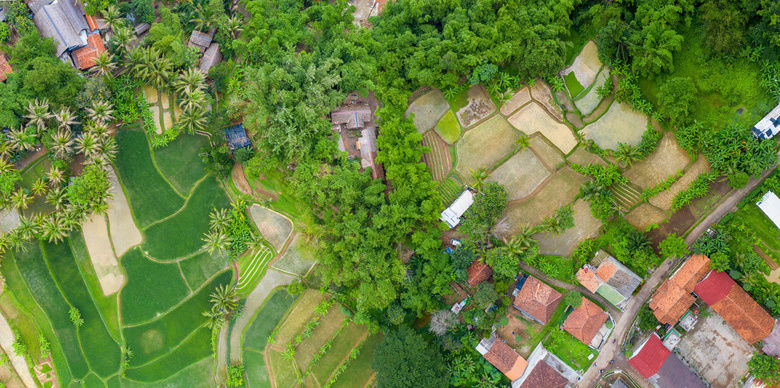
(331, 333, 383, 388)
(563, 72, 585, 98)
(543, 329, 597, 371)
(179, 250, 229, 290)
(243, 350, 271, 388)
(115, 128, 185, 228)
(433, 110, 462, 144)
(268, 350, 298, 388)
(243, 288, 298, 352)
(123, 270, 231, 367)
(310, 322, 367, 383)
(120, 357, 214, 388)
(142, 177, 231, 261)
(152, 134, 210, 195)
(42, 241, 122, 378)
(732, 204, 780, 263)
(123, 328, 212, 382)
(119, 248, 190, 325)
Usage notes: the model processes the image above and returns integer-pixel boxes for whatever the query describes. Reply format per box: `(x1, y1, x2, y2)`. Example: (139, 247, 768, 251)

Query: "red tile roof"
(71, 33, 106, 70)
(596, 260, 618, 281)
(0, 53, 12, 82)
(628, 334, 671, 379)
(467, 261, 493, 286)
(519, 361, 568, 388)
(563, 297, 609, 345)
(85, 15, 99, 31)
(576, 267, 602, 293)
(673, 254, 711, 292)
(695, 270, 775, 344)
(649, 255, 710, 325)
(483, 340, 528, 380)
(513, 276, 563, 324)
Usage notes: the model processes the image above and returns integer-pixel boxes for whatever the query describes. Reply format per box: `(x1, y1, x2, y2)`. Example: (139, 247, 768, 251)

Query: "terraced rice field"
(421, 131, 452, 182)
(438, 175, 464, 204)
(238, 247, 275, 295)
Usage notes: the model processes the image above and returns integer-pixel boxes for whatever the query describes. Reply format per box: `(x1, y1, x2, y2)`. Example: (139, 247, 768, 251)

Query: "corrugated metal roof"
(758, 191, 780, 229)
(753, 103, 780, 140)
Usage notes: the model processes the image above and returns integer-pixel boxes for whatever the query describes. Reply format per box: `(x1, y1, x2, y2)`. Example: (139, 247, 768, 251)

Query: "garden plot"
(624, 132, 690, 190)
(248, 204, 293, 252)
(433, 110, 461, 144)
(275, 290, 328, 346)
(529, 81, 564, 122)
(529, 136, 564, 170)
(508, 103, 577, 154)
(486, 148, 550, 202)
(0, 311, 36, 388)
(534, 199, 601, 257)
(566, 146, 606, 167)
(0, 208, 20, 233)
(455, 115, 521, 178)
(560, 41, 602, 90)
(106, 168, 142, 257)
(625, 203, 667, 231)
(502, 168, 588, 235)
(500, 87, 531, 116)
(421, 131, 452, 181)
(82, 215, 125, 296)
(272, 234, 317, 276)
(649, 157, 711, 211)
(405, 89, 450, 133)
(574, 69, 611, 115)
(456, 85, 497, 128)
(142, 88, 177, 135)
(237, 247, 275, 295)
(581, 103, 647, 150)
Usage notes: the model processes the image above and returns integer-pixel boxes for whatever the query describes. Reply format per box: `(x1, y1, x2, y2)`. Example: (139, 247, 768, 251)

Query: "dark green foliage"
(484, 248, 521, 281)
(637, 127, 663, 157)
(671, 172, 717, 210)
(608, 224, 660, 275)
(469, 62, 498, 86)
(460, 183, 508, 246)
(67, 165, 110, 211)
(386, 303, 406, 326)
(0, 169, 21, 195)
(637, 305, 659, 332)
(450, 247, 475, 284)
(226, 364, 245, 387)
(728, 171, 750, 189)
(234, 147, 255, 164)
(0, 23, 9, 44)
(371, 327, 449, 388)
(201, 144, 235, 179)
(129, 0, 154, 24)
(563, 291, 583, 308)
(749, 354, 780, 387)
(108, 76, 145, 125)
(472, 282, 499, 310)
(701, 0, 748, 54)
(658, 77, 697, 126)
(119, 248, 190, 325)
(659, 233, 688, 259)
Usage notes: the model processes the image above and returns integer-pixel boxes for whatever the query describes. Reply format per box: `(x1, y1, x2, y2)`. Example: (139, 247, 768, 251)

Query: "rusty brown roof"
(597, 260, 617, 281)
(513, 276, 563, 324)
(576, 267, 602, 293)
(702, 277, 775, 344)
(519, 361, 568, 388)
(483, 340, 528, 380)
(0, 53, 11, 82)
(563, 297, 609, 345)
(672, 254, 710, 292)
(649, 280, 696, 325)
(467, 261, 493, 286)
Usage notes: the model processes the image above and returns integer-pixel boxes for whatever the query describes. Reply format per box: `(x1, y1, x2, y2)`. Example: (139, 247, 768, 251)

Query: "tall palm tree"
(0, 140, 14, 158)
(209, 284, 238, 314)
(10, 190, 33, 211)
(178, 86, 207, 111)
(46, 187, 67, 211)
(190, 3, 215, 32)
(16, 216, 38, 240)
(53, 107, 79, 131)
(202, 308, 225, 329)
(8, 232, 29, 253)
(50, 129, 74, 160)
(202, 230, 232, 258)
(469, 166, 491, 192)
(8, 126, 37, 152)
(24, 98, 52, 132)
(580, 180, 609, 201)
(614, 143, 641, 167)
(47, 166, 66, 188)
(177, 108, 207, 135)
(100, 5, 121, 34)
(174, 68, 206, 96)
(515, 136, 530, 150)
(225, 15, 244, 39)
(31, 179, 47, 197)
(90, 122, 110, 138)
(41, 214, 69, 243)
(76, 132, 99, 160)
(540, 215, 564, 236)
(112, 25, 134, 58)
(94, 136, 118, 165)
(86, 100, 115, 125)
(139, 49, 173, 90)
(209, 208, 230, 232)
(0, 157, 13, 174)
(92, 52, 116, 77)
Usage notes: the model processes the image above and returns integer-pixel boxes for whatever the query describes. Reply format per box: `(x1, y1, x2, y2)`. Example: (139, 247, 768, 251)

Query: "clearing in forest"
(624, 132, 691, 190)
(405, 89, 450, 133)
(560, 41, 602, 90)
(486, 148, 550, 202)
(248, 204, 293, 252)
(455, 85, 497, 128)
(581, 102, 648, 150)
(507, 102, 577, 154)
(455, 115, 521, 178)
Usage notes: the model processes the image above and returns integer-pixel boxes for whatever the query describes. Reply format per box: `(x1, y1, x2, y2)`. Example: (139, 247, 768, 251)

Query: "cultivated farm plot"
(560, 41, 602, 90)
(566, 146, 606, 167)
(500, 87, 531, 116)
(421, 131, 452, 182)
(438, 175, 465, 204)
(106, 168, 142, 257)
(180, 251, 230, 290)
(486, 148, 550, 202)
(433, 110, 462, 144)
(405, 89, 450, 133)
(649, 156, 711, 211)
(624, 132, 691, 190)
(625, 203, 668, 231)
(249, 204, 293, 253)
(575, 69, 611, 115)
(142, 88, 178, 135)
(534, 199, 601, 257)
(81, 214, 125, 296)
(238, 247, 275, 295)
(272, 234, 316, 277)
(456, 85, 497, 128)
(243, 289, 299, 352)
(581, 103, 648, 150)
(152, 134, 210, 195)
(455, 115, 521, 178)
(529, 81, 564, 122)
(529, 136, 564, 169)
(508, 103, 577, 154)
(119, 248, 190, 325)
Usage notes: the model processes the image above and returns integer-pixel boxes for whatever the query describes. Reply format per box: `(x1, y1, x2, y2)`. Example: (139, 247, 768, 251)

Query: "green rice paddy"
(152, 134, 210, 195)
(119, 248, 190, 325)
(237, 247, 275, 295)
(179, 250, 229, 289)
(563, 72, 584, 98)
(243, 350, 271, 388)
(243, 289, 298, 351)
(433, 110, 462, 144)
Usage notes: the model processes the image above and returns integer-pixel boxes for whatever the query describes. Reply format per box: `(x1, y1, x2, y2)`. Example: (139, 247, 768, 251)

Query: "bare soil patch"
(143, 86, 158, 104)
(405, 89, 451, 133)
(500, 87, 532, 116)
(487, 148, 550, 202)
(648, 208, 696, 249)
(566, 146, 606, 167)
(529, 136, 564, 170)
(560, 41, 603, 89)
(529, 81, 564, 122)
(107, 168, 142, 257)
(456, 85, 497, 128)
(0, 208, 20, 233)
(502, 167, 588, 234)
(624, 132, 691, 190)
(625, 203, 668, 231)
(581, 103, 648, 151)
(677, 310, 753, 388)
(82, 215, 125, 296)
(455, 115, 521, 177)
(649, 156, 711, 211)
(574, 69, 611, 115)
(248, 205, 293, 253)
(497, 314, 542, 358)
(508, 102, 578, 154)
(534, 199, 602, 257)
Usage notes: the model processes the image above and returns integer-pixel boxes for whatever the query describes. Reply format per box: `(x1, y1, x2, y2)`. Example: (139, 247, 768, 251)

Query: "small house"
(576, 250, 641, 310)
(32, 0, 95, 60)
(757, 191, 780, 230)
(512, 276, 562, 324)
(188, 29, 214, 54)
(511, 343, 579, 388)
(71, 33, 105, 70)
(628, 333, 706, 388)
(476, 335, 528, 381)
(562, 297, 610, 349)
(440, 190, 474, 228)
(648, 254, 710, 325)
(752, 103, 780, 140)
(133, 22, 150, 36)
(223, 123, 251, 151)
(199, 42, 222, 75)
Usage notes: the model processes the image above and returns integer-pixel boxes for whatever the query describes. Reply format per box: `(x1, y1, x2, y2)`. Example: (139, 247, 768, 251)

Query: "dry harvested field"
(649, 156, 711, 211)
(529, 136, 564, 170)
(566, 146, 606, 167)
(624, 132, 690, 190)
(625, 203, 668, 231)
(507, 102, 577, 154)
(456, 85, 497, 128)
(500, 87, 532, 116)
(535, 199, 601, 257)
(486, 148, 550, 202)
(0, 208, 20, 233)
(106, 168, 142, 257)
(82, 215, 125, 296)
(561, 41, 602, 89)
(405, 89, 450, 133)
(502, 167, 588, 234)
(574, 69, 611, 115)
(455, 115, 521, 178)
(529, 81, 564, 122)
(581, 102, 648, 150)
(248, 205, 293, 252)
(421, 131, 452, 181)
